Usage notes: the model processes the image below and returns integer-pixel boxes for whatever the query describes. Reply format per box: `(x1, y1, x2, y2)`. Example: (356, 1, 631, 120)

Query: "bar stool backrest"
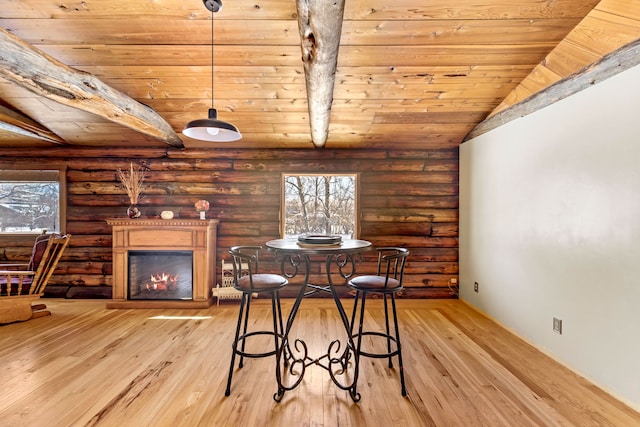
(376, 247, 409, 290)
(228, 245, 262, 291)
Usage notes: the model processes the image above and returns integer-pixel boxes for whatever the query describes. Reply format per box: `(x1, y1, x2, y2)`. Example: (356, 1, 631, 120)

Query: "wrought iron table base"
(272, 252, 364, 402)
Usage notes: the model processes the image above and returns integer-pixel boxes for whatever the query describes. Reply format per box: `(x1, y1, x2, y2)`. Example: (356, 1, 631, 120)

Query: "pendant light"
(182, 0, 242, 142)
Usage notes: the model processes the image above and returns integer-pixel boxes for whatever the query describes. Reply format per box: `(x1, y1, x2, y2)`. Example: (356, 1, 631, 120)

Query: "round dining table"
(265, 237, 372, 402)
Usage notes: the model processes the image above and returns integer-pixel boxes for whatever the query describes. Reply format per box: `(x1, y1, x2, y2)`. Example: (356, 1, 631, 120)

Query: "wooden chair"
(348, 247, 410, 396)
(0, 233, 71, 324)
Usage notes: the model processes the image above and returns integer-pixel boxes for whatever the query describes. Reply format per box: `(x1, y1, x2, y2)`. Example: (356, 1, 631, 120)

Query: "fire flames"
(144, 272, 179, 291)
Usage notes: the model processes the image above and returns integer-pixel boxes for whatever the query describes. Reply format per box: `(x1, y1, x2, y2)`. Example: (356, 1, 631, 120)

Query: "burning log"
(144, 272, 179, 291)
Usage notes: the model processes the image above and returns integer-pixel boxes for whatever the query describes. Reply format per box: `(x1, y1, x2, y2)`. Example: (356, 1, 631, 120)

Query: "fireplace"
(106, 218, 217, 308)
(128, 251, 193, 300)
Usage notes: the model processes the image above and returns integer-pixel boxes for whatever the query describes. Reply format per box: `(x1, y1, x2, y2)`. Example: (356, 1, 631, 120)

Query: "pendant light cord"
(211, 9, 214, 110)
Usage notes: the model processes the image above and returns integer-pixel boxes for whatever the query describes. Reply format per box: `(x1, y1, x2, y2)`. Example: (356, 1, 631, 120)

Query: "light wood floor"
(1, 298, 638, 427)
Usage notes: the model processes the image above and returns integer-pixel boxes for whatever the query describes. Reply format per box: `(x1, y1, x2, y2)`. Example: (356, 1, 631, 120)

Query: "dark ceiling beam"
(0, 27, 184, 148)
(296, 0, 345, 148)
(0, 103, 66, 144)
(465, 38, 640, 142)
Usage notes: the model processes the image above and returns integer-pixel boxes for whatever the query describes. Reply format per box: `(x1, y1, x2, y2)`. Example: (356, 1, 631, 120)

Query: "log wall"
(0, 146, 458, 298)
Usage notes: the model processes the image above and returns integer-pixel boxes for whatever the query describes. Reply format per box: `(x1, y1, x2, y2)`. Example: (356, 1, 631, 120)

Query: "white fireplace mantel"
(106, 218, 218, 309)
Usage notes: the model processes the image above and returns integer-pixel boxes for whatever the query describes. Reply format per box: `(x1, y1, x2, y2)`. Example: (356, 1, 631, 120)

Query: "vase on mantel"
(194, 200, 210, 220)
(127, 204, 141, 219)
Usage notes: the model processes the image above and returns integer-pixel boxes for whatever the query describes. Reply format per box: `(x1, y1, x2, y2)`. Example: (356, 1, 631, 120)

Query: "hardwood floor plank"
(0, 298, 638, 426)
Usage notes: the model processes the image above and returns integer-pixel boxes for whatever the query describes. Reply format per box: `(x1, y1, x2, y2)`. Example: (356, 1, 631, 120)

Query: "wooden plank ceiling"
(0, 0, 638, 150)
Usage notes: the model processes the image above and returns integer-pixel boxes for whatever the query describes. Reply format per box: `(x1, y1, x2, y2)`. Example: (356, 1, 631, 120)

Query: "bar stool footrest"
(234, 330, 284, 359)
(352, 331, 400, 358)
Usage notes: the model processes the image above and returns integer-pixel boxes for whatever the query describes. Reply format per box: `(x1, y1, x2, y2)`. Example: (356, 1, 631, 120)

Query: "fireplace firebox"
(128, 251, 193, 300)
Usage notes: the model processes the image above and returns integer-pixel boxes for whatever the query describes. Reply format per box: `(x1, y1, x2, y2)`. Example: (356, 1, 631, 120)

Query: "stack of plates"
(296, 234, 342, 246)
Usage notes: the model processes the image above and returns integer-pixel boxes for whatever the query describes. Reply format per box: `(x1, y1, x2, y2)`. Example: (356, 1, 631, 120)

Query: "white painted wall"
(459, 64, 640, 409)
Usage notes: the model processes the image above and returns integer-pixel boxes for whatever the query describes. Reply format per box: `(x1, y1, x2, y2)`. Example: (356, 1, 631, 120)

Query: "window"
(281, 174, 358, 239)
(0, 167, 66, 234)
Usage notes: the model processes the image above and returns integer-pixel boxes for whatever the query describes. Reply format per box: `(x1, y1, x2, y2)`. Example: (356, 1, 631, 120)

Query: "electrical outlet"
(553, 317, 563, 335)
(473, 281, 479, 292)
(450, 278, 457, 285)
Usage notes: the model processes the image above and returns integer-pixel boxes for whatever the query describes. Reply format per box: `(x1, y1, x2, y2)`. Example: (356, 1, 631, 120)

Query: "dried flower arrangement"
(117, 162, 146, 205)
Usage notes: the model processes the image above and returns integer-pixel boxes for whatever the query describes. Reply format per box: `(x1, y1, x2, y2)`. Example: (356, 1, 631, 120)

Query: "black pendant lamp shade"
(183, 108, 241, 142)
(182, 0, 242, 142)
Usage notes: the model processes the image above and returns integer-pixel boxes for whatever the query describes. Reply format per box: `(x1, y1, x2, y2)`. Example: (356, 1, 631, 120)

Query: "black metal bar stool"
(348, 247, 409, 396)
(225, 246, 288, 396)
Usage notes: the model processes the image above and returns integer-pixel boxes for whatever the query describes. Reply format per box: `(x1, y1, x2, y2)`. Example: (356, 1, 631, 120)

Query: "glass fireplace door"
(128, 251, 193, 300)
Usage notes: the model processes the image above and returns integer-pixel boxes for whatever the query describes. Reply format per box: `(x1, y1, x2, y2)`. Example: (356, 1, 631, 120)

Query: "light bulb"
(206, 127, 220, 136)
